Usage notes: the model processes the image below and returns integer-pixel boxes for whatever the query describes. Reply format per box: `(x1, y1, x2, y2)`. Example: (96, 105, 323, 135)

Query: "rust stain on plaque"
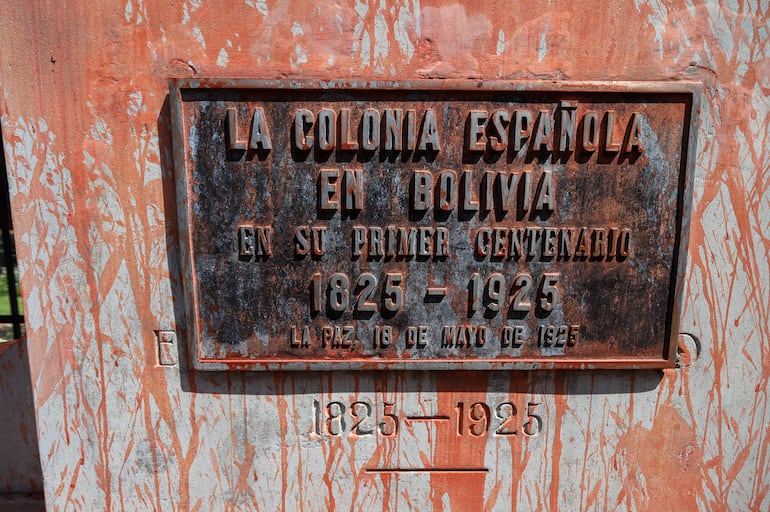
(169, 79, 699, 370)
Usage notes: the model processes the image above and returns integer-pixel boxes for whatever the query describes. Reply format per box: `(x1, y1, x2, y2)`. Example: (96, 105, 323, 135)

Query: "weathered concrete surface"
(0, 0, 768, 509)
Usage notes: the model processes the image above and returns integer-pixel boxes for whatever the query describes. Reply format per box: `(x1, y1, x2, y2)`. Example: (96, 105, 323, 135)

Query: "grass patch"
(0, 272, 22, 316)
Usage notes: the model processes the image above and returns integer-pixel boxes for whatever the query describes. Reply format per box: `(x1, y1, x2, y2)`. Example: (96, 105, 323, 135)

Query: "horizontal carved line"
(366, 468, 488, 473)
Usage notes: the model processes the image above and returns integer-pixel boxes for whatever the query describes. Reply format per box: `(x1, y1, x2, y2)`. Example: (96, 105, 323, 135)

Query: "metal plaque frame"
(169, 79, 700, 371)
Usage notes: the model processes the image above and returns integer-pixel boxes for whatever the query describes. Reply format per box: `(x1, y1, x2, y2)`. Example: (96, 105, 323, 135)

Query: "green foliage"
(0, 271, 22, 316)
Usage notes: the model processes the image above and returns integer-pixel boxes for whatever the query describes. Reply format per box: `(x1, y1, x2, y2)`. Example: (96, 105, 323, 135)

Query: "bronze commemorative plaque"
(170, 79, 699, 370)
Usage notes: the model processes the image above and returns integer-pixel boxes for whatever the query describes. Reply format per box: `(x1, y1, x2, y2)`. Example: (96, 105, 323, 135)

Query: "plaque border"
(169, 79, 701, 371)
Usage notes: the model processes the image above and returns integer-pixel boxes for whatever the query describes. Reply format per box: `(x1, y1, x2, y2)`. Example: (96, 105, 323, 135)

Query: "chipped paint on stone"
(538, 32, 547, 62)
(245, 0, 269, 16)
(192, 26, 206, 49)
(216, 48, 229, 67)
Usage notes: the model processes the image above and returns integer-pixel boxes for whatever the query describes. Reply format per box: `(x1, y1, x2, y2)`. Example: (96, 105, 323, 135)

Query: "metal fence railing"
(0, 122, 24, 340)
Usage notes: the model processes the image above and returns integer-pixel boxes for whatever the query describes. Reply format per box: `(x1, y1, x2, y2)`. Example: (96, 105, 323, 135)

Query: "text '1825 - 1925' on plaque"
(169, 79, 699, 370)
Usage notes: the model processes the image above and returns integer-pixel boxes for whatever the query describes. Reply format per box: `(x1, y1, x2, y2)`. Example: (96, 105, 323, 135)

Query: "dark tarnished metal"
(169, 79, 699, 370)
